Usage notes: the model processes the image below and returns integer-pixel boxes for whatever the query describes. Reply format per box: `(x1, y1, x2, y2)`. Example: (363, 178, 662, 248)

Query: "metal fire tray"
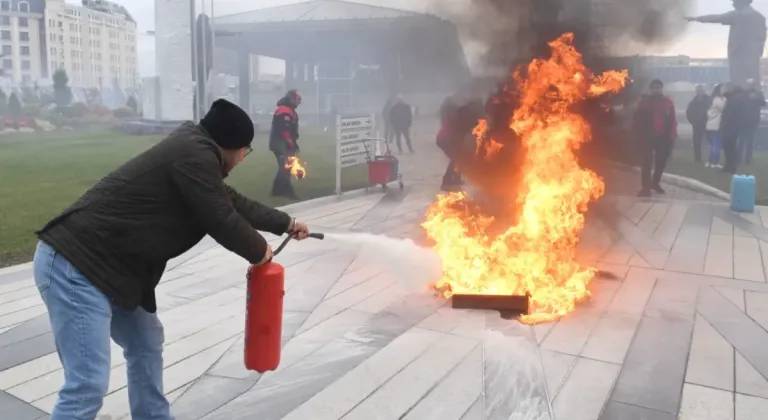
(451, 293, 529, 316)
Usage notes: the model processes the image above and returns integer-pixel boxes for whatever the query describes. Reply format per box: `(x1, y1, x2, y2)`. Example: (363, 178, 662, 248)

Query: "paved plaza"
(2, 142, 768, 419)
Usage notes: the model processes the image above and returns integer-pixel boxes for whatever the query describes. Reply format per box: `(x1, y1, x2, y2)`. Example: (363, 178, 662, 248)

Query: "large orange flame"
(422, 33, 628, 324)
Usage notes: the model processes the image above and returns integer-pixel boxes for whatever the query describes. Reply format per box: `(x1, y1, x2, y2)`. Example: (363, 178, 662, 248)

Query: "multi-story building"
(0, 0, 138, 88)
(0, 0, 46, 86)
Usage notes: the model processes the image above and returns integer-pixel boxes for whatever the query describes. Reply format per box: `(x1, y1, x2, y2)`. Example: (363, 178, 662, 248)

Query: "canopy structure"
(212, 0, 470, 114)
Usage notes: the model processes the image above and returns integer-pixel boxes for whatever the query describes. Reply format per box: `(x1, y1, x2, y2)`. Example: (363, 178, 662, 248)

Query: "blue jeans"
(33, 241, 172, 420)
(707, 130, 723, 165)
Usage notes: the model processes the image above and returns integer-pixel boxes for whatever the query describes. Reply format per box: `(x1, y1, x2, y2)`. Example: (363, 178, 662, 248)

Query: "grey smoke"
(430, 0, 694, 71)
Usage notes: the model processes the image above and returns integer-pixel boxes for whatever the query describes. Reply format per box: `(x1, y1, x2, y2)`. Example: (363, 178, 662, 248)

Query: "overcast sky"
(72, 0, 768, 77)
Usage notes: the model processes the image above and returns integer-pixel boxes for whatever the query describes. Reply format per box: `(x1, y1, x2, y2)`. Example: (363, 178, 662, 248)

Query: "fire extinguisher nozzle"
(309, 233, 324, 240)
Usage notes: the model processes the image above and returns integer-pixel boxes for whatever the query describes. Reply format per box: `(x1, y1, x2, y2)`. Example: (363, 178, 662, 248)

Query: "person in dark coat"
(32, 99, 311, 420)
(633, 79, 678, 197)
(269, 89, 302, 199)
(437, 96, 462, 191)
(686, 84, 712, 162)
(382, 96, 395, 144)
(389, 97, 414, 153)
(739, 78, 766, 164)
(721, 83, 748, 173)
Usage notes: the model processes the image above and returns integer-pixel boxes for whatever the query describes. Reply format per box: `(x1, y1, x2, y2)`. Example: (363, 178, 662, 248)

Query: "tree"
(0, 90, 6, 117)
(52, 69, 72, 107)
(8, 93, 21, 117)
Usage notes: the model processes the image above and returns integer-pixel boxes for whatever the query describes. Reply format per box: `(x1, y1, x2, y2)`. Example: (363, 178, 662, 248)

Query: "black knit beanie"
(200, 99, 254, 150)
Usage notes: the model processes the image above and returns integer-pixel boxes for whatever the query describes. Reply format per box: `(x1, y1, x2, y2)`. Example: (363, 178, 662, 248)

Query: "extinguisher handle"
(272, 232, 325, 257)
(273, 236, 293, 256)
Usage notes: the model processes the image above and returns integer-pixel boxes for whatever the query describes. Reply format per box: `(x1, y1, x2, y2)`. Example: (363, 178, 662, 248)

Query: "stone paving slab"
(3, 136, 766, 419)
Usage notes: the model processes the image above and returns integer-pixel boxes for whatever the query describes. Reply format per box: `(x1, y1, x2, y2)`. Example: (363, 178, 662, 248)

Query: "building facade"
(0, 0, 137, 88)
(0, 0, 46, 86)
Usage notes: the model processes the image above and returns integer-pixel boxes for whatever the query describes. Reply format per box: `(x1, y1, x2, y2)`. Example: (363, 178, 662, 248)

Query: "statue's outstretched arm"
(688, 11, 736, 25)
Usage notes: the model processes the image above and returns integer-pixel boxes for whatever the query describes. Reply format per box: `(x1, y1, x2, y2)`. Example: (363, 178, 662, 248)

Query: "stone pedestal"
(144, 0, 194, 121)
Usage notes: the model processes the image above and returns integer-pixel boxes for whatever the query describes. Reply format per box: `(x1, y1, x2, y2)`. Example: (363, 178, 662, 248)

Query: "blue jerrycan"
(730, 175, 756, 213)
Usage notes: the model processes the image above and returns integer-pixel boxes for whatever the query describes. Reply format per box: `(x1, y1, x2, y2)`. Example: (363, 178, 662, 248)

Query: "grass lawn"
(0, 128, 367, 267)
(665, 142, 768, 204)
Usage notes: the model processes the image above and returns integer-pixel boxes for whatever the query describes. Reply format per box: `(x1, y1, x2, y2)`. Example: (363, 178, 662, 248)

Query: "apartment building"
(0, 0, 46, 85)
(0, 0, 138, 88)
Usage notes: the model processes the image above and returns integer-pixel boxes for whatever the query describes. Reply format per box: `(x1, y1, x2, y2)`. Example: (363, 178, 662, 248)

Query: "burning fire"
(422, 33, 628, 324)
(285, 156, 307, 179)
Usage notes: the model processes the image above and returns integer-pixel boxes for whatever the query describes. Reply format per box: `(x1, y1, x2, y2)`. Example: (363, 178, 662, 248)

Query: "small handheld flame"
(285, 156, 307, 179)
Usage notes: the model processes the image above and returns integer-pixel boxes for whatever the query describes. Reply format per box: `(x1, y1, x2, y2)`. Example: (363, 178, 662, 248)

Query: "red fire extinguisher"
(244, 232, 324, 373)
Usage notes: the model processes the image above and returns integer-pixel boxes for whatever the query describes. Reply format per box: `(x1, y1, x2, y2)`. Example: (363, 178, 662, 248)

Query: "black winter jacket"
(389, 101, 413, 130)
(686, 95, 711, 127)
(721, 89, 748, 138)
(37, 122, 293, 312)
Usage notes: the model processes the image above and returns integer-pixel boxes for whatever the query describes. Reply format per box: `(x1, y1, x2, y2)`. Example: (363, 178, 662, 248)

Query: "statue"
(687, 0, 767, 85)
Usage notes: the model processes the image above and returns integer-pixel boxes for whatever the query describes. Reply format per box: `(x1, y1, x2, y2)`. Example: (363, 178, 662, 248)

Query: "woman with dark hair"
(705, 83, 725, 168)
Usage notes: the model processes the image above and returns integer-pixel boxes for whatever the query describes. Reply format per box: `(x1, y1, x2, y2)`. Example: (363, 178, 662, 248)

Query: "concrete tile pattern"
(3, 142, 768, 419)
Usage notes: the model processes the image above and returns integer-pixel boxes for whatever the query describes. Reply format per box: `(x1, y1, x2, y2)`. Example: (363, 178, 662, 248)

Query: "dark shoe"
(638, 189, 651, 197)
(652, 184, 665, 194)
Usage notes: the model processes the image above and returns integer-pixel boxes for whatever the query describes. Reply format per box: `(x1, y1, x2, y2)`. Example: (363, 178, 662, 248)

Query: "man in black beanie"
(32, 99, 310, 420)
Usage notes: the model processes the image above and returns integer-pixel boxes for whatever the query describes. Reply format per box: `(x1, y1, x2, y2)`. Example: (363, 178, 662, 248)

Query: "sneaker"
(714, 164, 723, 169)
(652, 184, 666, 194)
(705, 162, 712, 168)
(638, 189, 651, 197)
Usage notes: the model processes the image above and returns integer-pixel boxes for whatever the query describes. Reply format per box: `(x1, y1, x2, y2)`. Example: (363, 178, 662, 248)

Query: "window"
(1, 45, 10, 55)
(0, 16, 8, 25)
(2, 59, 11, 69)
(18, 1, 29, 13)
(20, 46, 29, 55)
(19, 32, 29, 42)
(0, 2, 9, 12)
(21, 60, 30, 70)
(19, 18, 28, 27)
(1, 31, 9, 40)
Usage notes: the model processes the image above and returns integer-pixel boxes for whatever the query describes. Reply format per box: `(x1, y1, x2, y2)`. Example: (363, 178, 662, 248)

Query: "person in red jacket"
(269, 90, 301, 199)
(633, 79, 678, 197)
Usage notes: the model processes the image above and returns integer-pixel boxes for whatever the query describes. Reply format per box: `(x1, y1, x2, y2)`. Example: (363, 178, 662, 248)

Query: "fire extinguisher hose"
(273, 232, 324, 256)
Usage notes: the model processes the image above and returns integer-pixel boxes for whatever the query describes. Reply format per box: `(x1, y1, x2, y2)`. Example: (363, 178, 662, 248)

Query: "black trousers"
(271, 151, 296, 198)
(641, 137, 673, 190)
(384, 123, 394, 143)
(692, 124, 706, 162)
(723, 133, 739, 173)
(438, 141, 461, 186)
(393, 127, 413, 152)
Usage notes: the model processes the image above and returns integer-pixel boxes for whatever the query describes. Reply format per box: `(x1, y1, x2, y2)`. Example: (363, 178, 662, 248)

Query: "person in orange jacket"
(269, 89, 302, 199)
